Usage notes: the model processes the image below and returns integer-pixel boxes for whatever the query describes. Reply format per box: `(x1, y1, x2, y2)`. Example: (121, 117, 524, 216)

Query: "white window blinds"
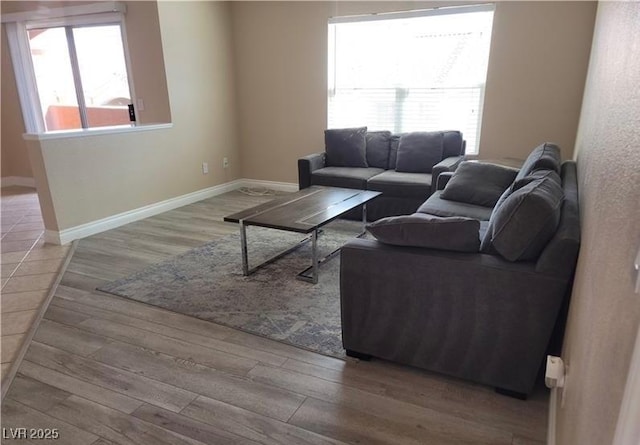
(328, 5, 494, 154)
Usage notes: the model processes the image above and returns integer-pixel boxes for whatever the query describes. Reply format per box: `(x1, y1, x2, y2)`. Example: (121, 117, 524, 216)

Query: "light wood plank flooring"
(1, 186, 71, 384)
(1, 190, 548, 445)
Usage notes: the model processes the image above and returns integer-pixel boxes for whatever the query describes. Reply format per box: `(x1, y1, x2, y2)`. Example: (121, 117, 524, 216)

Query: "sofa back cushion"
(325, 127, 368, 167)
(440, 161, 518, 207)
(366, 131, 392, 169)
(442, 131, 465, 158)
(367, 212, 480, 252)
(535, 161, 581, 277)
(481, 170, 564, 262)
(395, 132, 444, 173)
(387, 131, 462, 170)
(516, 143, 561, 181)
(388, 134, 402, 169)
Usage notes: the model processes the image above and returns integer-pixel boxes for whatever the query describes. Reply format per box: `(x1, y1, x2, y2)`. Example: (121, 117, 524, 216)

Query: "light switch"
(137, 98, 145, 111)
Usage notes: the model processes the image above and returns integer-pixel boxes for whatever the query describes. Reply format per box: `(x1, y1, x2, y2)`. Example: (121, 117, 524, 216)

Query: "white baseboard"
(44, 230, 62, 245)
(241, 178, 299, 193)
(1, 176, 36, 188)
(45, 178, 298, 245)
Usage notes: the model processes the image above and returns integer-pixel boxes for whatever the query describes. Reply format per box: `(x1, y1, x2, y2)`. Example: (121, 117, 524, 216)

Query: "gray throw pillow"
(325, 127, 368, 168)
(441, 161, 518, 207)
(367, 212, 480, 252)
(395, 132, 444, 173)
(512, 168, 561, 191)
(481, 170, 564, 261)
(366, 131, 392, 169)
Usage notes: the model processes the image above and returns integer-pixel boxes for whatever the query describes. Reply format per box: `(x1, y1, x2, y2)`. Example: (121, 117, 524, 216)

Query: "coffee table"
(224, 186, 381, 284)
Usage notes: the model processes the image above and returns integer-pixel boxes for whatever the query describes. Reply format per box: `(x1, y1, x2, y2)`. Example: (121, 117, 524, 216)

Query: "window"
(29, 24, 132, 131)
(4, 3, 135, 133)
(328, 5, 494, 154)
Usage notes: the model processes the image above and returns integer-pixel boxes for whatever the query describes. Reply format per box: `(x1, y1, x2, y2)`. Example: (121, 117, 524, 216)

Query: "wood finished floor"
(1, 190, 548, 445)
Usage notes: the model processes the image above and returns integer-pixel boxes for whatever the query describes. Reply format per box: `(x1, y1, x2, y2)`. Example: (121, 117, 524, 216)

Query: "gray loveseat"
(340, 143, 580, 396)
(298, 127, 466, 220)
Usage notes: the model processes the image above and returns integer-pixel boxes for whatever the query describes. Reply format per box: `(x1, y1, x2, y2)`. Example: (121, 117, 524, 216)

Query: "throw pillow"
(366, 131, 392, 169)
(395, 132, 444, 173)
(440, 161, 518, 207)
(512, 168, 561, 191)
(489, 168, 561, 214)
(325, 127, 368, 168)
(367, 213, 480, 252)
(481, 171, 564, 262)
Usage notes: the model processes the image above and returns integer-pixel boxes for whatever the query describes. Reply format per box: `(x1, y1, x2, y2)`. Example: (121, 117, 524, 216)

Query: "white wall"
(231, 1, 596, 183)
(1, 1, 171, 182)
(555, 2, 640, 444)
(27, 1, 241, 231)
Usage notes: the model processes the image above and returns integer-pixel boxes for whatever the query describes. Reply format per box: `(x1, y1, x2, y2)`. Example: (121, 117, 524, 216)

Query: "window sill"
(23, 123, 173, 141)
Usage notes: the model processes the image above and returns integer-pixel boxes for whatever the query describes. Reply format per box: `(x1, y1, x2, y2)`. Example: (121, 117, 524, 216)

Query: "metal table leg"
(241, 222, 315, 278)
(240, 220, 249, 276)
(311, 228, 319, 284)
(242, 217, 362, 284)
(361, 203, 367, 235)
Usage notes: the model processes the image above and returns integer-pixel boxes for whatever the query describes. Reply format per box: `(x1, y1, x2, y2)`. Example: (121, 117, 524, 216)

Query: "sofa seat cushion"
(481, 170, 564, 262)
(366, 170, 433, 199)
(325, 127, 368, 167)
(311, 167, 385, 189)
(418, 191, 493, 221)
(367, 212, 480, 252)
(395, 132, 444, 173)
(441, 161, 518, 207)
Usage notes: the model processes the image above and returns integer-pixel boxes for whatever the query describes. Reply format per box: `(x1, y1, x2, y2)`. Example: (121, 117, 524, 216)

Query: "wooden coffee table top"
(224, 186, 381, 234)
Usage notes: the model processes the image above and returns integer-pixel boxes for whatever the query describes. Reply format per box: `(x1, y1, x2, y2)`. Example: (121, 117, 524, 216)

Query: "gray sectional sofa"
(340, 143, 580, 397)
(298, 127, 466, 220)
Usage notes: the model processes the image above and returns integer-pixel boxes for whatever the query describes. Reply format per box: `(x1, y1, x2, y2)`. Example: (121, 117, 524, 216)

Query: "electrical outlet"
(223, 157, 229, 169)
(136, 98, 145, 111)
(202, 162, 209, 174)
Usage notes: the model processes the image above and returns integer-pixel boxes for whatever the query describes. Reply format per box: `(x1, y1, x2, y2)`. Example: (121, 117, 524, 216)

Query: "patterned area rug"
(98, 220, 364, 359)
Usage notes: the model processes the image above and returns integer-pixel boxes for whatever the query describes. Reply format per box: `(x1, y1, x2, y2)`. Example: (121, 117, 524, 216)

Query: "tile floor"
(1, 186, 70, 384)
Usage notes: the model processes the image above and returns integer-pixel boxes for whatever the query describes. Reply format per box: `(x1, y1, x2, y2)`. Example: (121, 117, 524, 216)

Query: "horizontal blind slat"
(328, 87, 482, 150)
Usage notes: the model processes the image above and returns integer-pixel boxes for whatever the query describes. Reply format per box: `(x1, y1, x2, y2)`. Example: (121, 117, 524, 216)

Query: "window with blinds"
(327, 5, 495, 154)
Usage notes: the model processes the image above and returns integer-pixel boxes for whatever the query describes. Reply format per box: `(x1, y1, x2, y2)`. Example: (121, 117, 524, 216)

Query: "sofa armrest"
(431, 156, 464, 194)
(436, 172, 454, 191)
(298, 152, 326, 189)
(340, 238, 570, 394)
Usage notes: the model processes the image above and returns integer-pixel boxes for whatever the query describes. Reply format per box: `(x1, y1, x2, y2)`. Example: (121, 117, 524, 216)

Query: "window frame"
(327, 4, 495, 155)
(4, 5, 137, 134)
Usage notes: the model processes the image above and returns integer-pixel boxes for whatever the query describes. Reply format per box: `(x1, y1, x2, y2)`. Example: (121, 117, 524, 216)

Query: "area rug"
(97, 220, 365, 359)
